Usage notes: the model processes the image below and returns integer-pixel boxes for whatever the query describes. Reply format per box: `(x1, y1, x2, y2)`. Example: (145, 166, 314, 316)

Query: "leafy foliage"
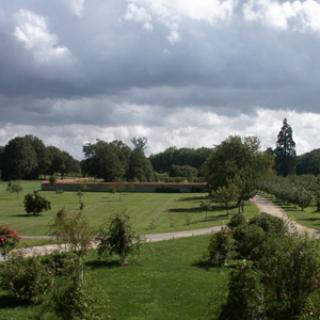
(207, 228, 233, 266)
(0, 254, 53, 304)
(205, 136, 273, 212)
(97, 214, 140, 264)
(274, 118, 296, 176)
(219, 263, 265, 320)
(24, 192, 51, 216)
(0, 225, 20, 256)
(6, 181, 23, 198)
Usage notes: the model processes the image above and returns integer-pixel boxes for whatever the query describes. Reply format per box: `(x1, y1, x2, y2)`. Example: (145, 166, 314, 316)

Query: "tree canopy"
(274, 118, 296, 176)
(204, 136, 273, 211)
(0, 135, 80, 180)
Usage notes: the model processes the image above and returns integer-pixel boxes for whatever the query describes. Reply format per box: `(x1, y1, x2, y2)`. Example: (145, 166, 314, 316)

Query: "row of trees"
(81, 138, 154, 182)
(258, 175, 319, 210)
(0, 135, 80, 180)
(149, 146, 212, 174)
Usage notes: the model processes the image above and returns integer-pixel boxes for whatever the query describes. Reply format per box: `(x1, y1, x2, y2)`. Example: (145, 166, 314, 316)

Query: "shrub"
(7, 181, 23, 199)
(249, 213, 287, 236)
(219, 263, 265, 320)
(51, 211, 92, 258)
(208, 228, 233, 266)
(0, 225, 20, 256)
(49, 175, 57, 185)
(24, 192, 51, 216)
(97, 214, 139, 265)
(42, 252, 78, 276)
(233, 224, 266, 260)
(0, 254, 53, 304)
(228, 213, 246, 229)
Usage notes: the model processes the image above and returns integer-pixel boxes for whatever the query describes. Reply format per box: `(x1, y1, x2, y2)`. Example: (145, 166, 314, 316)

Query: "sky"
(0, 0, 320, 158)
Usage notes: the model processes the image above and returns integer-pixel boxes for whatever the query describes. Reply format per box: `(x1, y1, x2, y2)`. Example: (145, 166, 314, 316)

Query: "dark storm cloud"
(0, 0, 320, 128)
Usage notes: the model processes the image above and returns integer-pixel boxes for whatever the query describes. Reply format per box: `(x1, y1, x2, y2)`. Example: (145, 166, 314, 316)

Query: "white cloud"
(124, 3, 153, 30)
(65, 0, 86, 17)
(13, 9, 71, 63)
(243, 0, 320, 32)
(125, 0, 237, 43)
(1, 107, 319, 158)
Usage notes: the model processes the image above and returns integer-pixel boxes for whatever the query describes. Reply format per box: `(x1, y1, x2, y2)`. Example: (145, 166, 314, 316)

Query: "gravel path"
(252, 195, 320, 237)
(3, 195, 319, 262)
(1, 226, 223, 261)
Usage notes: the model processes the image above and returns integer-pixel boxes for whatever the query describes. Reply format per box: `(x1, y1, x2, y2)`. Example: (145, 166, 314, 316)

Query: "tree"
(219, 263, 265, 320)
(205, 136, 273, 213)
(24, 192, 51, 216)
(1, 137, 38, 180)
(214, 184, 239, 214)
(127, 137, 154, 181)
(169, 164, 198, 179)
(150, 146, 212, 173)
(51, 210, 92, 258)
(82, 140, 131, 181)
(97, 214, 139, 265)
(274, 118, 296, 176)
(207, 228, 233, 266)
(7, 181, 23, 199)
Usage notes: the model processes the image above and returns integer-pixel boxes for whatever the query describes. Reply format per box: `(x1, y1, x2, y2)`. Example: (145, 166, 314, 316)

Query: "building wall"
(41, 182, 208, 193)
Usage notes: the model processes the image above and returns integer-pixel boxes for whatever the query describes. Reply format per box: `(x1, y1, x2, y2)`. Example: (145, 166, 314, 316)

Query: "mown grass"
(0, 181, 258, 236)
(0, 236, 229, 320)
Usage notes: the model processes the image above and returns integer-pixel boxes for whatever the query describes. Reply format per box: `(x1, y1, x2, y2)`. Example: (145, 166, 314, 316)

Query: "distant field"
(0, 236, 228, 320)
(0, 181, 258, 236)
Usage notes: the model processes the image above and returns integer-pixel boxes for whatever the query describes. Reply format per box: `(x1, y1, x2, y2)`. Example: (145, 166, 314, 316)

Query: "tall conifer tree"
(274, 118, 296, 176)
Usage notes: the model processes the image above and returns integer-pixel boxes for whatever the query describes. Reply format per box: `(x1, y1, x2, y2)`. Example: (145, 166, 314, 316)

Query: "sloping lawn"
(0, 236, 228, 320)
(0, 181, 258, 236)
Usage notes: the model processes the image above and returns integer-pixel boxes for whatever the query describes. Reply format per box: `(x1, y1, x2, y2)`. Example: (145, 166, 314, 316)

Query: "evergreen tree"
(274, 118, 296, 176)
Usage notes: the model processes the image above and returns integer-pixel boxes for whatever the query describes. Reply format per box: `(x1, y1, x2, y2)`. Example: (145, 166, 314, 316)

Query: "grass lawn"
(0, 236, 229, 320)
(0, 181, 258, 236)
(260, 192, 320, 230)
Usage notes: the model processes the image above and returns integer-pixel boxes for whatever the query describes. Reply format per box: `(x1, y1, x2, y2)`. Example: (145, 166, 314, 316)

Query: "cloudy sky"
(0, 0, 320, 158)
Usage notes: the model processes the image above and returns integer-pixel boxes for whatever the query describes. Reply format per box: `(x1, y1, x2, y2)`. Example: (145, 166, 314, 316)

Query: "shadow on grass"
(178, 195, 209, 202)
(86, 259, 121, 269)
(168, 207, 204, 213)
(0, 295, 28, 309)
(9, 213, 43, 218)
(168, 205, 233, 214)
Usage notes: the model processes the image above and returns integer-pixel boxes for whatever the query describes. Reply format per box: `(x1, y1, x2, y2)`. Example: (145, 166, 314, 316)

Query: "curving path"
(3, 195, 319, 262)
(1, 226, 223, 261)
(252, 195, 320, 237)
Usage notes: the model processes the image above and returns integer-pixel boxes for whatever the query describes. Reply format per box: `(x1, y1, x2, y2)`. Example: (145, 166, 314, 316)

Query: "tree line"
(0, 135, 80, 181)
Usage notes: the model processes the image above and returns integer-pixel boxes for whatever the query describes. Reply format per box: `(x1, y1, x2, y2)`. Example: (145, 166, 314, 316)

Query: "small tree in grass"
(215, 183, 239, 215)
(208, 227, 233, 266)
(97, 214, 139, 265)
(7, 181, 23, 199)
(24, 192, 51, 216)
(52, 210, 92, 259)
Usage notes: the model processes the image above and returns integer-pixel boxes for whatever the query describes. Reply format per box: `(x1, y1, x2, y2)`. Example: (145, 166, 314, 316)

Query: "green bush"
(228, 213, 246, 229)
(49, 175, 57, 185)
(24, 191, 51, 216)
(97, 214, 140, 265)
(233, 224, 266, 260)
(208, 228, 233, 266)
(0, 254, 53, 304)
